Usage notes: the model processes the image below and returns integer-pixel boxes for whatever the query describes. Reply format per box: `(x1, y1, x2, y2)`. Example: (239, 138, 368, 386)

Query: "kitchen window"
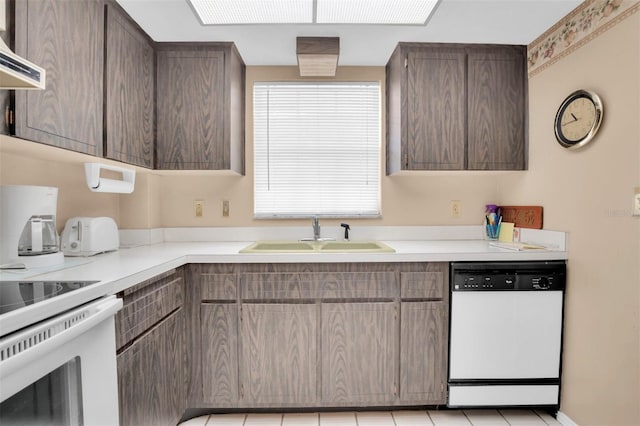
(253, 82, 381, 218)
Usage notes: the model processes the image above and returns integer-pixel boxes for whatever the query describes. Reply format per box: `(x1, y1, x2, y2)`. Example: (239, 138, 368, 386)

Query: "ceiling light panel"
(189, 0, 313, 24)
(316, 0, 440, 25)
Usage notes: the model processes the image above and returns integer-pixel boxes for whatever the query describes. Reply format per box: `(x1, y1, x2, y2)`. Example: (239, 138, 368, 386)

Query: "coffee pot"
(18, 215, 59, 255)
(0, 185, 64, 269)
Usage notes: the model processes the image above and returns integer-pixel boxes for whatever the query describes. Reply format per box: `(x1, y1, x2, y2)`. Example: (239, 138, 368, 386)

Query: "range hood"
(0, 39, 45, 89)
(0, 0, 45, 89)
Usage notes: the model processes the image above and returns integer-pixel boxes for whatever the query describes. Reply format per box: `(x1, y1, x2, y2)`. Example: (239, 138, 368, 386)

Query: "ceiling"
(116, 0, 582, 66)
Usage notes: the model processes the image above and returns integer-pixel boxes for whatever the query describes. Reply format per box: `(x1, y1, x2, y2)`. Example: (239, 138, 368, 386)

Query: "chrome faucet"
(312, 216, 321, 241)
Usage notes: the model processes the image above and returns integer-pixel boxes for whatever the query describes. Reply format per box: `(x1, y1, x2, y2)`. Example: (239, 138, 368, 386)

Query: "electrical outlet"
(222, 200, 230, 217)
(194, 200, 204, 218)
(451, 200, 461, 218)
(633, 188, 640, 217)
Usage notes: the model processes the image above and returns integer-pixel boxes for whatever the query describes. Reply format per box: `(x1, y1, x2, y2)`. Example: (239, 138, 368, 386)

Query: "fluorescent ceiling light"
(189, 0, 313, 24)
(316, 0, 440, 25)
(189, 0, 440, 25)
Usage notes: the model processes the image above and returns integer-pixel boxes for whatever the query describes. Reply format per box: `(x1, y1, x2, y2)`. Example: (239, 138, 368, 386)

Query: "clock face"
(555, 90, 603, 149)
(559, 97, 597, 141)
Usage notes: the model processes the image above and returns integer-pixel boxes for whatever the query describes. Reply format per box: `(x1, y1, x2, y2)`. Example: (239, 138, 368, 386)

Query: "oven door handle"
(0, 296, 123, 380)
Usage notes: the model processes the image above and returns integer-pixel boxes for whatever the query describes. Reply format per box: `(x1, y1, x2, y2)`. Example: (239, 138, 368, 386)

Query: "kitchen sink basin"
(240, 241, 316, 252)
(318, 241, 395, 252)
(239, 240, 394, 253)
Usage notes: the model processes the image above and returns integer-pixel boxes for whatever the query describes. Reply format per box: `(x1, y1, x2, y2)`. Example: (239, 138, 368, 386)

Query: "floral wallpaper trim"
(528, 0, 640, 77)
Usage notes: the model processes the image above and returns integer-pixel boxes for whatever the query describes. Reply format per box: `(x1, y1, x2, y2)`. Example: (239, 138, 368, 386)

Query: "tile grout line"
(533, 409, 553, 426)
(461, 410, 473, 425)
(498, 409, 514, 426)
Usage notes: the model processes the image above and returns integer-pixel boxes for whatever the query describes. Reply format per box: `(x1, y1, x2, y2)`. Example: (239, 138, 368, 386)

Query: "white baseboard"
(557, 411, 579, 426)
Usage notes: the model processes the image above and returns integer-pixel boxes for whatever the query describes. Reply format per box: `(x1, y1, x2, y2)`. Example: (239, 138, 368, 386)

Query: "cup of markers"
(485, 204, 502, 240)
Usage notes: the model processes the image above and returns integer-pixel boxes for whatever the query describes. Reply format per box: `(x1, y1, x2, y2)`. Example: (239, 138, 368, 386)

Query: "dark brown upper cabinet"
(13, 0, 105, 155)
(104, 2, 155, 168)
(386, 43, 527, 174)
(467, 47, 527, 170)
(156, 43, 245, 172)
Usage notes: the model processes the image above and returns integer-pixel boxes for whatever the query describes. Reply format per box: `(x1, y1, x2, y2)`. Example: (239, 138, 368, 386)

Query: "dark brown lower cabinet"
(200, 303, 238, 406)
(117, 309, 185, 426)
(115, 263, 449, 419)
(321, 302, 398, 404)
(191, 262, 449, 410)
(239, 303, 317, 405)
(115, 269, 186, 426)
(400, 302, 448, 404)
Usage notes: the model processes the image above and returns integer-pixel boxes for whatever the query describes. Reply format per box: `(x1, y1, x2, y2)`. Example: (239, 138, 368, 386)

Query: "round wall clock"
(554, 89, 604, 150)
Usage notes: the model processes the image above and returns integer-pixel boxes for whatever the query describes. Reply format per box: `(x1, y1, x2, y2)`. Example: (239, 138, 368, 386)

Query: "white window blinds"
(253, 82, 381, 218)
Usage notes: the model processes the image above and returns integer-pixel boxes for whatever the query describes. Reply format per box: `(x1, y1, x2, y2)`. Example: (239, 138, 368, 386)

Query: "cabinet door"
(0, 0, 10, 135)
(406, 49, 465, 170)
(14, 0, 103, 155)
(239, 303, 317, 405)
(467, 47, 526, 170)
(399, 302, 447, 404)
(117, 309, 185, 426)
(156, 49, 225, 169)
(321, 302, 398, 404)
(105, 3, 155, 168)
(201, 303, 238, 405)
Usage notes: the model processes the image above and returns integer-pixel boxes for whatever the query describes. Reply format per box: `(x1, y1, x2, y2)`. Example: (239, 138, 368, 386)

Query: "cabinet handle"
(4, 106, 14, 131)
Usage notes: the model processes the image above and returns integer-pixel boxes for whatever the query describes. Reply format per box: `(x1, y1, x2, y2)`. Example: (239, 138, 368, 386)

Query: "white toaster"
(61, 217, 119, 256)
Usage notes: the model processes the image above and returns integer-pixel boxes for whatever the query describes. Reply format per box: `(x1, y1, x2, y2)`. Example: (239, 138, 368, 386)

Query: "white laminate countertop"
(0, 238, 567, 336)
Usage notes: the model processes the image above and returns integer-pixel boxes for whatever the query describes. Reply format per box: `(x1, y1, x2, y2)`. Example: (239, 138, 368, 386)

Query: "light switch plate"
(451, 200, 461, 218)
(633, 188, 640, 216)
(194, 200, 204, 218)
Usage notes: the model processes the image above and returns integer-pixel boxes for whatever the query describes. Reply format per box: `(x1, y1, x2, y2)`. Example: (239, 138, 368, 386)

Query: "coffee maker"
(0, 185, 64, 269)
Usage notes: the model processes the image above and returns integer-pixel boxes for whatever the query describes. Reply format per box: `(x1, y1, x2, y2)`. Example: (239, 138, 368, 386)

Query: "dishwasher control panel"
(451, 261, 566, 291)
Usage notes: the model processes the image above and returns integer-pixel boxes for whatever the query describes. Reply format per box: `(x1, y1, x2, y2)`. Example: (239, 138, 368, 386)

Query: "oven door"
(0, 296, 122, 426)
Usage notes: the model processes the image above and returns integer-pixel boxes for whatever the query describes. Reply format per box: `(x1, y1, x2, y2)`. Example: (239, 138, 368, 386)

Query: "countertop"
(0, 238, 568, 336)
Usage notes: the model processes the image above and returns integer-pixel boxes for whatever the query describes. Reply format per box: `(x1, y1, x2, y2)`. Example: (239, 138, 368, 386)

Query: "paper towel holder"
(85, 163, 135, 193)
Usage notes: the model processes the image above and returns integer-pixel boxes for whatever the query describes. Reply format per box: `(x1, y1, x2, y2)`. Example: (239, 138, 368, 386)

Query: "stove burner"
(0, 281, 99, 315)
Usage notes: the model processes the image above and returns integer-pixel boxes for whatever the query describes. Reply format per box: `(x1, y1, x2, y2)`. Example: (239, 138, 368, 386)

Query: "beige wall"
(157, 66, 503, 229)
(0, 137, 161, 230)
(502, 11, 640, 425)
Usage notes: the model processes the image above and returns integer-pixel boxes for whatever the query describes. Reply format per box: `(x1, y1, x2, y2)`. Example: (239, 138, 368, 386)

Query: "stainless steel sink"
(239, 240, 394, 253)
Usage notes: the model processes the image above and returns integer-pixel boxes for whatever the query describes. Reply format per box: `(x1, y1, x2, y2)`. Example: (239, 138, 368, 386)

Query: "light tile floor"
(179, 409, 562, 426)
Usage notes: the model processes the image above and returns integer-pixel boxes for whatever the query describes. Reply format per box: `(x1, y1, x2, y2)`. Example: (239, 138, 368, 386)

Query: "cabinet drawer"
(116, 274, 183, 350)
(240, 272, 398, 300)
(201, 273, 237, 301)
(400, 271, 444, 299)
(321, 272, 398, 299)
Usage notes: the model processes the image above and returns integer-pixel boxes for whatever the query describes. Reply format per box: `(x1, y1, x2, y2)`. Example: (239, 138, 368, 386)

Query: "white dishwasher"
(448, 261, 566, 408)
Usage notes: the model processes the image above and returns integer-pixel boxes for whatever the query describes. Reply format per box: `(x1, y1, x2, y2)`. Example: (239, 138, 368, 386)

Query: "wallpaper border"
(528, 0, 640, 77)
